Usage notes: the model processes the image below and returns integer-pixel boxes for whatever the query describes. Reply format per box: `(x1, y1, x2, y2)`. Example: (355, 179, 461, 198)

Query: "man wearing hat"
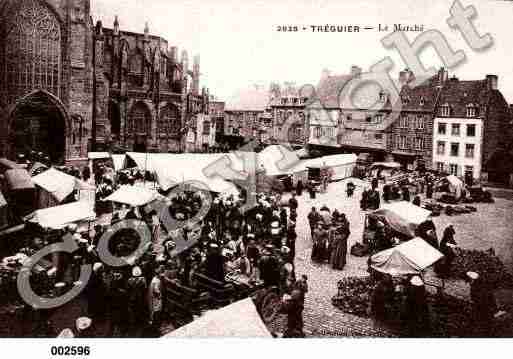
(148, 266, 164, 332)
(84, 262, 105, 318)
(280, 289, 305, 338)
(75, 317, 93, 338)
(127, 266, 148, 335)
(467, 271, 497, 334)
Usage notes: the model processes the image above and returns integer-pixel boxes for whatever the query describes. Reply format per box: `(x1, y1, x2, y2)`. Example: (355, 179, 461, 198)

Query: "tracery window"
(4, 0, 61, 101)
(159, 104, 180, 136)
(128, 102, 151, 134)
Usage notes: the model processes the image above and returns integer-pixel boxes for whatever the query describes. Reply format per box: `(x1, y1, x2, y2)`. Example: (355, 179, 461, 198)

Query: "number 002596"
(50, 346, 91, 356)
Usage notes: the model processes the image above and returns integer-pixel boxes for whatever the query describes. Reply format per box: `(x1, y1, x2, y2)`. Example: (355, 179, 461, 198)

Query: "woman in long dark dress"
(331, 224, 350, 270)
(296, 180, 304, 196)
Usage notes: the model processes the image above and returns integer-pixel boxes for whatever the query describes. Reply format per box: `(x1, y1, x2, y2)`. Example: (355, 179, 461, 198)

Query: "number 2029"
(51, 346, 90, 356)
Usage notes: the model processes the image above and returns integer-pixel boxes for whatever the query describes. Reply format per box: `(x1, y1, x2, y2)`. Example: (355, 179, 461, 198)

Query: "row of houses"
(220, 66, 513, 185)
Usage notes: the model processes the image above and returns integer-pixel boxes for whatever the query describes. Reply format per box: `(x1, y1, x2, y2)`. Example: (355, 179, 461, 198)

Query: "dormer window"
(281, 98, 288, 105)
(379, 91, 387, 102)
(419, 97, 425, 106)
(466, 104, 478, 118)
(441, 103, 451, 117)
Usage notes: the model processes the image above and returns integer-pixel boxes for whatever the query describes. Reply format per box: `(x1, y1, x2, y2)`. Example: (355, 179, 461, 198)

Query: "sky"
(91, 0, 513, 103)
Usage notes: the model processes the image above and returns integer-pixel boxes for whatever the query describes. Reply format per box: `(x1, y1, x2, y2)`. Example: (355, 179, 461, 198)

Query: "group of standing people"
(308, 206, 351, 270)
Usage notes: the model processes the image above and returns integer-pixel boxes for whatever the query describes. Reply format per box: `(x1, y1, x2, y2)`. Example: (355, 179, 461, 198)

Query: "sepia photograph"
(0, 0, 512, 347)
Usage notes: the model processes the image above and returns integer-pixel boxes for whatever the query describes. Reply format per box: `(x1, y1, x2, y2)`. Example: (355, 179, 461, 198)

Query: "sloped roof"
(400, 75, 442, 111)
(315, 74, 353, 108)
(435, 79, 489, 118)
(225, 86, 270, 111)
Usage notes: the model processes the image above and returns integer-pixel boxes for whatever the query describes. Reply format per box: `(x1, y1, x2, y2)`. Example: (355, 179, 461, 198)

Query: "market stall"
(434, 175, 465, 203)
(368, 201, 432, 239)
(257, 145, 308, 189)
(32, 168, 91, 208)
(25, 201, 96, 231)
(369, 162, 403, 180)
(162, 298, 272, 338)
(111, 154, 127, 172)
(370, 237, 444, 275)
(4, 169, 36, 217)
(103, 185, 161, 207)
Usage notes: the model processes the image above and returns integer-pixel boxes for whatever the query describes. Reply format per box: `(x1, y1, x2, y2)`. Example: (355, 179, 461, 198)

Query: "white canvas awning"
(258, 145, 305, 176)
(370, 201, 432, 238)
(27, 201, 96, 229)
(111, 154, 127, 171)
(32, 168, 90, 203)
(371, 237, 444, 275)
(88, 152, 111, 160)
(126, 152, 243, 194)
(103, 185, 160, 207)
(381, 201, 432, 226)
(163, 298, 271, 338)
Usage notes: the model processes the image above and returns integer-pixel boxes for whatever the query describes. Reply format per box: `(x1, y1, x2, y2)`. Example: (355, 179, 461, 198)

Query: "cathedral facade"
(0, 0, 208, 165)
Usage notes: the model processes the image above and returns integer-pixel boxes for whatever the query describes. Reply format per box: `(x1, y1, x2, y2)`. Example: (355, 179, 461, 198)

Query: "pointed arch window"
(4, 0, 62, 102)
(128, 102, 151, 134)
(159, 103, 180, 136)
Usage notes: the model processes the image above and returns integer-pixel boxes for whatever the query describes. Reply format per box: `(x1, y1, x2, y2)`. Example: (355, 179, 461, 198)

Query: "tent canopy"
(370, 162, 402, 169)
(163, 298, 271, 338)
(88, 152, 111, 160)
(370, 237, 444, 275)
(27, 201, 96, 229)
(103, 185, 160, 207)
(305, 153, 357, 169)
(111, 154, 127, 172)
(126, 152, 243, 194)
(5, 169, 35, 190)
(32, 168, 89, 203)
(370, 201, 432, 238)
(258, 145, 304, 176)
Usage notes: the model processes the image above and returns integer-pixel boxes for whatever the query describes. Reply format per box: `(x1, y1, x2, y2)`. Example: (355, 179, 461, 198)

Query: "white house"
(432, 116, 483, 180)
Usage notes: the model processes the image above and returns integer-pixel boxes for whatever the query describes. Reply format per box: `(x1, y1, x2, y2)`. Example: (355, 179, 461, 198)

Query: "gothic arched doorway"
(9, 90, 67, 164)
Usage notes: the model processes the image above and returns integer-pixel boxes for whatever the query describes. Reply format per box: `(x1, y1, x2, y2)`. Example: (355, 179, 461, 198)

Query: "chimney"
(437, 67, 448, 86)
(181, 50, 188, 72)
(486, 74, 498, 90)
(350, 65, 362, 78)
(144, 21, 150, 41)
(192, 55, 200, 95)
(113, 15, 119, 36)
(169, 46, 178, 63)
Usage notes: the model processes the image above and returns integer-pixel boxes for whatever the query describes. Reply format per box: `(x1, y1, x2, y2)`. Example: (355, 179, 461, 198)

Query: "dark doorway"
(134, 136, 147, 153)
(109, 101, 121, 136)
(10, 91, 67, 164)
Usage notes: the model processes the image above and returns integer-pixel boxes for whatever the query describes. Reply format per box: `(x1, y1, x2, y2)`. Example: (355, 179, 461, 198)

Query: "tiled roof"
(435, 79, 489, 118)
(399, 75, 442, 111)
(225, 86, 270, 112)
(315, 74, 353, 108)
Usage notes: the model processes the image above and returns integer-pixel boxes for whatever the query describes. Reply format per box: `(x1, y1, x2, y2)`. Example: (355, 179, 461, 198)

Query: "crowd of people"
(1, 153, 312, 337)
